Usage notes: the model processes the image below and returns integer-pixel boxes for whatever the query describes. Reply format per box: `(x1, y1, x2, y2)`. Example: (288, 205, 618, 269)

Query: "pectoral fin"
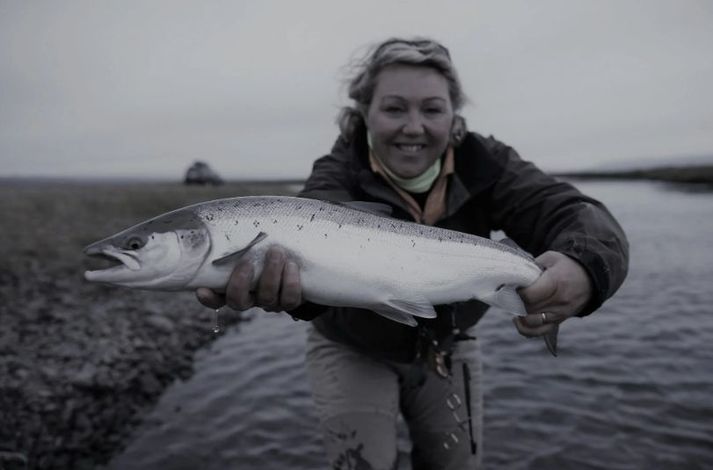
(212, 231, 267, 266)
(372, 296, 437, 328)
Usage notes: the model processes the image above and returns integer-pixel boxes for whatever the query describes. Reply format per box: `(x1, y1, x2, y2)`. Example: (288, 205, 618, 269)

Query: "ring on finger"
(541, 312, 547, 324)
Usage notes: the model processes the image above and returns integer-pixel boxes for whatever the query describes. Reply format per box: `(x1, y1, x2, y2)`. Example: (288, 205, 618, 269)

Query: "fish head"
(83, 210, 211, 290)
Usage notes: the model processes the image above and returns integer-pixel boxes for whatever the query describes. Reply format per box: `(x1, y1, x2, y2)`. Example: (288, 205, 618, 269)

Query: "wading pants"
(306, 325, 483, 470)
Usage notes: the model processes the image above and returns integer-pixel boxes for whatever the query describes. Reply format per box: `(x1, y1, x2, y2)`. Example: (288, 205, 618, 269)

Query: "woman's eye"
(383, 106, 404, 113)
(424, 108, 444, 115)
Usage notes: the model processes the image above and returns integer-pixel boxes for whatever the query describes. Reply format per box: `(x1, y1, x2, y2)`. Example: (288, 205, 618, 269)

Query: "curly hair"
(337, 37, 468, 145)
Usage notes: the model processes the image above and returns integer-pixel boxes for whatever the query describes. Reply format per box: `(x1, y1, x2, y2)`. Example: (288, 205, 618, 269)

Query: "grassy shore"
(0, 180, 299, 470)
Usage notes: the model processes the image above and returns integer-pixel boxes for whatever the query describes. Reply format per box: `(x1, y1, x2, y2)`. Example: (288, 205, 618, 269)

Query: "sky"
(1, 0, 712, 180)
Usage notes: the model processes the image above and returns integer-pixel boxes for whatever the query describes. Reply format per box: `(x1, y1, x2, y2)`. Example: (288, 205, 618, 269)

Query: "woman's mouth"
(395, 144, 426, 152)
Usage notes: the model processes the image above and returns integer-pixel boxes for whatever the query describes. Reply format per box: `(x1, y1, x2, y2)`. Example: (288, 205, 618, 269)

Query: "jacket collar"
(350, 130, 503, 221)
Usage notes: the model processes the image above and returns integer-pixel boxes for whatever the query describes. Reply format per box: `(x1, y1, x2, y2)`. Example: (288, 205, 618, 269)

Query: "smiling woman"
(195, 37, 629, 470)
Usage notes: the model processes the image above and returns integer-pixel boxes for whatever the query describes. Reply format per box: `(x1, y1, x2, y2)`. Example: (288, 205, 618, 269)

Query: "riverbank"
(0, 180, 298, 470)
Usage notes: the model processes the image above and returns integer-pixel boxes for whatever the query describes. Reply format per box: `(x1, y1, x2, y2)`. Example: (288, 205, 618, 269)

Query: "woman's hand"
(514, 250, 593, 337)
(195, 245, 303, 312)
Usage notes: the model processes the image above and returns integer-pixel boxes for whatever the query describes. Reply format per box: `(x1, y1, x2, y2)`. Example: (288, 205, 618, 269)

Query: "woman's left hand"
(514, 250, 593, 337)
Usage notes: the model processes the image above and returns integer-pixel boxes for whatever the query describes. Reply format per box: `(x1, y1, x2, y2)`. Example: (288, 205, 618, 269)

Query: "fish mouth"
(83, 243, 141, 277)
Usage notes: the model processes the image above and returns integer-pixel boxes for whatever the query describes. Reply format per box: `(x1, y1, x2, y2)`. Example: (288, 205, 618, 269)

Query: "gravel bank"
(0, 260, 243, 470)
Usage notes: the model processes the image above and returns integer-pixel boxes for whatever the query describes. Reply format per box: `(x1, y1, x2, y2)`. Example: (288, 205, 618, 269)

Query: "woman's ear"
(450, 115, 467, 145)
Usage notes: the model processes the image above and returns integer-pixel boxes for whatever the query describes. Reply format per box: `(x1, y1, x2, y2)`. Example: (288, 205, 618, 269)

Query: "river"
(107, 180, 713, 469)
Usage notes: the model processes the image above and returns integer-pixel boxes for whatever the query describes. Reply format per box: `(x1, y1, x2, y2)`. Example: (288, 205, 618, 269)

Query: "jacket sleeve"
(484, 136, 629, 316)
(298, 136, 359, 202)
(287, 136, 357, 320)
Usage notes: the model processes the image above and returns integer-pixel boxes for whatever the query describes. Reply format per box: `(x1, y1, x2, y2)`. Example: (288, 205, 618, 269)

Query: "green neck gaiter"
(368, 131, 441, 194)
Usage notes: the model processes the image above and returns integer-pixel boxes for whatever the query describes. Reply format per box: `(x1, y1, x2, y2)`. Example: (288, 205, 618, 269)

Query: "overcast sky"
(1, 0, 712, 180)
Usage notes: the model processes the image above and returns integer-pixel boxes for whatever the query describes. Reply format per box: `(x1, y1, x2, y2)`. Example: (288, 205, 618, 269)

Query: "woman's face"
(366, 64, 454, 179)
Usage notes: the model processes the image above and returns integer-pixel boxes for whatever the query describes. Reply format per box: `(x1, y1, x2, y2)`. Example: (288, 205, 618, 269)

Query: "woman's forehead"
(373, 64, 450, 100)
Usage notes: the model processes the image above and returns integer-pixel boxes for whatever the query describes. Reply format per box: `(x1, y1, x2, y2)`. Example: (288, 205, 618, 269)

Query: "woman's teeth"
(396, 144, 425, 152)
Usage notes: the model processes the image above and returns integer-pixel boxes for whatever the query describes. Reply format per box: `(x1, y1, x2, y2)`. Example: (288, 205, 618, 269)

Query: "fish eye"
(124, 236, 146, 251)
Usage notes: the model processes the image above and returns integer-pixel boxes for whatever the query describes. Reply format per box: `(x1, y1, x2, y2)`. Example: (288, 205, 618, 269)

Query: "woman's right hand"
(195, 245, 303, 312)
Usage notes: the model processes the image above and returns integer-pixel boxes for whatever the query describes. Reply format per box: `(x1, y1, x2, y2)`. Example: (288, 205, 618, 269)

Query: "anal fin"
(372, 296, 437, 328)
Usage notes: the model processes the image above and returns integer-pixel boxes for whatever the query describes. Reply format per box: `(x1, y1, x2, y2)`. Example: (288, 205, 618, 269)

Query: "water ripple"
(108, 182, 713, 469)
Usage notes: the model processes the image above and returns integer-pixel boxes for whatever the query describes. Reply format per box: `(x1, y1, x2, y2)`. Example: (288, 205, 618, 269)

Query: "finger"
(195, 288, 226, 309)
(226, 260, 255, 310)
(521, 311, 569, 328)
(256, 246, 286, 308)
(521, 312, 549, 328)
(534, 250, 561, 270)
(513, 316, 558, 338)
(280, 260, 303, 310)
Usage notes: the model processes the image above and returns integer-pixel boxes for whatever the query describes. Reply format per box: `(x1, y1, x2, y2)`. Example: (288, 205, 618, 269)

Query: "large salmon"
(84, 196, 558, 355)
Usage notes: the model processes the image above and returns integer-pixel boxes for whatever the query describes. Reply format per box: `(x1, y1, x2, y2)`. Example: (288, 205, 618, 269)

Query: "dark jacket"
(291, 129, 629, 362)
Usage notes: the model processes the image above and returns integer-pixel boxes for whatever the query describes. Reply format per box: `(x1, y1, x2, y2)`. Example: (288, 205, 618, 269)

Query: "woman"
(197, 38, 628, 470)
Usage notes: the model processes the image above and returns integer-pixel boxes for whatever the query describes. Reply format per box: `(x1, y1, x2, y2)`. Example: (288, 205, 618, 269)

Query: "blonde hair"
(337, 37, 468, 145)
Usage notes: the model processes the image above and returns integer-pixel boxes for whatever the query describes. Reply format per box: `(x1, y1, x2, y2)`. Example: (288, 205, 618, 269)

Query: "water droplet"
(213, 309, 221, 333)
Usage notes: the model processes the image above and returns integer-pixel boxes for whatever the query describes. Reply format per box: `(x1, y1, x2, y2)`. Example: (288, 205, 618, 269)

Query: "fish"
(83, 195, 559, 356)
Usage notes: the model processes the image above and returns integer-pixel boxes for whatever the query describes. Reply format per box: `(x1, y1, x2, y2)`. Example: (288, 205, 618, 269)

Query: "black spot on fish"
(324, 233, 328, 238)
(338, 223, 343, 229)
(234, 220, 239, 225)
(496, 284, 505, 291)
(253, 220, 260, 228)
(225, 234, 230, 241)
(411, 239, 416, 247)
(205, 214, 214, 221)
(310, 213, 315, 222)
(297, 224, 304, 231)
(273, 219, 278, 224)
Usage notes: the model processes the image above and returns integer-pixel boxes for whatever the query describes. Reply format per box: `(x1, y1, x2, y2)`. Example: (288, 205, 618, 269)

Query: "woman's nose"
(402, 113, 425, 135)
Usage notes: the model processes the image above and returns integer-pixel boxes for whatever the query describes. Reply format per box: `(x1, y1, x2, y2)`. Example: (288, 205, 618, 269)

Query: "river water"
(107, 181, 713, 469)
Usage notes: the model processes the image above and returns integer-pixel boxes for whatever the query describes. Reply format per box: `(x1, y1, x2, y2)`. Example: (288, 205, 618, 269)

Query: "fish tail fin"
(482, 286, 560, 357)
(480, 285, 528, 316)
(544, 323, 559, 357)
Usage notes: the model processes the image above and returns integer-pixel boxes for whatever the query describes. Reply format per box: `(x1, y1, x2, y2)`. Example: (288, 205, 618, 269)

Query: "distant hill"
(580, 154, 713, 173)
(555, 164, 713, 185)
